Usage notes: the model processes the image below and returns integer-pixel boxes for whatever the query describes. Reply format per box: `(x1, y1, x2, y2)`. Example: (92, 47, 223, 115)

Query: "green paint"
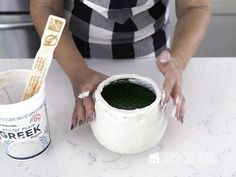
(101, 79, 156, 110)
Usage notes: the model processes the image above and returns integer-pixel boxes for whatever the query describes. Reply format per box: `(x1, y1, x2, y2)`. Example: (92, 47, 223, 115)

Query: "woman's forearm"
(171, 3, 211, 70)
(30, 0, 87, 82)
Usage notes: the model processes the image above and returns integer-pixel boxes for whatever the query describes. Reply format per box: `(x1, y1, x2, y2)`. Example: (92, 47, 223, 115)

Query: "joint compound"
(0, 15, 66, 160)
(0, 70, 50, 160)
(91, 74, 167, 154)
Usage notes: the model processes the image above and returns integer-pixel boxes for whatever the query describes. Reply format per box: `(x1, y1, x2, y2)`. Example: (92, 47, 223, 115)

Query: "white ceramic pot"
(90, 74, 167, 154)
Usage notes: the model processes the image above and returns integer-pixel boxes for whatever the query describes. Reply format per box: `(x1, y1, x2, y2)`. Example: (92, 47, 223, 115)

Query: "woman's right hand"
(70, 67, 108, 129)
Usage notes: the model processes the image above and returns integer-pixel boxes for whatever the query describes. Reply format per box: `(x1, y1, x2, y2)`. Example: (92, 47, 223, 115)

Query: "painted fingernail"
(180, 115, 184, 124)
(71, 124, 74, 130)
(78, 120, 83, 126)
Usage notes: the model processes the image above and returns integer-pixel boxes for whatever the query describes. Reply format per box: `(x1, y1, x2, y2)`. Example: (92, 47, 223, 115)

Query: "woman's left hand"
(156, 50, 186, 123)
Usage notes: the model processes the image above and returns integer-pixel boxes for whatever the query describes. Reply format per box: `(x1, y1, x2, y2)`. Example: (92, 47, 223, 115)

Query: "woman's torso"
(67, 0, 170, 59)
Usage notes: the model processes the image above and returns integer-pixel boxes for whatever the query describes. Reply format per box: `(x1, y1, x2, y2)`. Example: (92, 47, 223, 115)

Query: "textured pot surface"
(90, 74, 167, 154)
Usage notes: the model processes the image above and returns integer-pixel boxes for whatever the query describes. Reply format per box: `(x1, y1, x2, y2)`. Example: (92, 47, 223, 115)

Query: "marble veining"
(0, 58, 236, 177)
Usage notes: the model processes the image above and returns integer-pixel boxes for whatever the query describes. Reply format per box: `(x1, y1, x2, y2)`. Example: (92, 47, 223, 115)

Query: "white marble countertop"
(0, 58, 236, 177)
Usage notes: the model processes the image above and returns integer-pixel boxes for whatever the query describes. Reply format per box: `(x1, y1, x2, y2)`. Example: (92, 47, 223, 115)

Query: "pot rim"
(94, 74, 162, 115)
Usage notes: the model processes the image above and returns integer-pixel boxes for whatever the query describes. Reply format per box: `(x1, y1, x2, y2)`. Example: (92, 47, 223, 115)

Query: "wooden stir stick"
(22, 15, 66, 101)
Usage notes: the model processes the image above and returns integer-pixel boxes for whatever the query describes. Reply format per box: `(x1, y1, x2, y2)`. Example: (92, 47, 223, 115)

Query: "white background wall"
(169, 0, 236, 57)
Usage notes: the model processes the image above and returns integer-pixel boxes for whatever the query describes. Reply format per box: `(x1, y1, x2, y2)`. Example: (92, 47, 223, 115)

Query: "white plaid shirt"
(67, 0, 170, 59)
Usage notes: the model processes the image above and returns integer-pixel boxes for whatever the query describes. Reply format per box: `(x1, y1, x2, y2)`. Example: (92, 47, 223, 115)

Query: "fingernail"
(78, 120, 83, 126)
(92, 112, 96, 120)
(160, 57, 168, 63)
(159, 51, 171, 63)
(173, 96, 180, 120)
(71, 124, 74, 130)
(86, 117, 90, 124)
(162, 103, 167, 111)
(161, 90, 166, 108)
(172, 105, 177, 120)
(175, 95, 180, 105)
(175, 96, 181, 120)
(180, 116, 184, 124)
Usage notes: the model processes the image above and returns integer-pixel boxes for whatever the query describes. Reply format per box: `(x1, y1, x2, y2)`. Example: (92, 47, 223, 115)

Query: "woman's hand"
(156, 50, 185, 123)
(70, 67, 108, 129)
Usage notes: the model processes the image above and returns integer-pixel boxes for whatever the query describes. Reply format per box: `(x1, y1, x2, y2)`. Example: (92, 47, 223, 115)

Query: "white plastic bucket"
(0, 69, 50, 160)
(91, 74, 167, 154)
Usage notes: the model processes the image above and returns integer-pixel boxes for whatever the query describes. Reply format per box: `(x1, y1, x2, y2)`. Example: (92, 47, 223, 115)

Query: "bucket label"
(0, 124, 41, 139)
(0, 101, 45, 122)
(0, 101, 50, 160)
